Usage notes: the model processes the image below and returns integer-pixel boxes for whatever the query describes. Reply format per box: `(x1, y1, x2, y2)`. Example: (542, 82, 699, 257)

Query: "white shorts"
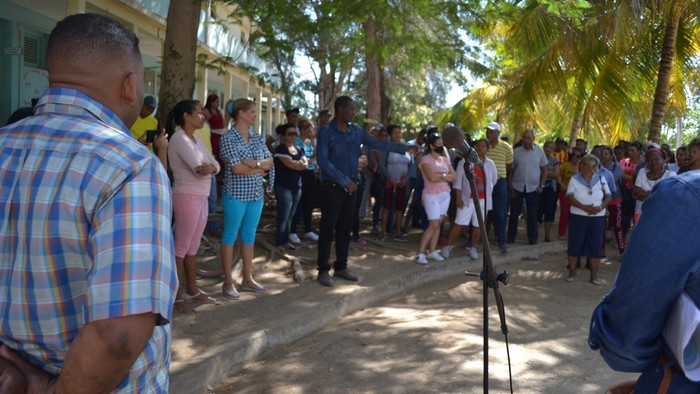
(422, 191, 450, 220)
(455, 198, 486, 227)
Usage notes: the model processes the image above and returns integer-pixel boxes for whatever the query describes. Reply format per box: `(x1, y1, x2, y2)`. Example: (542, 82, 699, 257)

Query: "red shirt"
(472, 166, 486, 199)
(620, 158, 638, 190)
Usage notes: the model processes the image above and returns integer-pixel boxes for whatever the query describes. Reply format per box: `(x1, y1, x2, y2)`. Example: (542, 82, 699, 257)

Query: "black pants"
(352, 176, 366, 239)
(317, 183, 357, 273)
(508, 190, 540, 244)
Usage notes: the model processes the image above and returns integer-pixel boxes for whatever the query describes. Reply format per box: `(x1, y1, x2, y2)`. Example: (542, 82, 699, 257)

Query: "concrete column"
(276, 95, 283, 125)
(266, 91, 273, 139)
(66, 0, 86, 15)
(223, 71, 233, 127)
(255, 88, 263, 135)
(243, 78, 250, 100)
(196, 65, 208, 102)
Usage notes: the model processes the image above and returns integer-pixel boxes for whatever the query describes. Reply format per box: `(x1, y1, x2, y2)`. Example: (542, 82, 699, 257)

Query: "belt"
(323, 181, 347, 190)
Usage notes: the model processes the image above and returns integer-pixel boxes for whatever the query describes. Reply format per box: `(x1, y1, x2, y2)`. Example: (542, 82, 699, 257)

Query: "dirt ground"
(210, 249, 637, 394)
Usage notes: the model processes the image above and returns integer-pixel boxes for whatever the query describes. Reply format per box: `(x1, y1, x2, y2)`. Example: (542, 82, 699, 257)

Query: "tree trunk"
(569, 101, 584, 146)
(380, 67, 390, 125)
(364, 17, 381, 124)
(157, 0, 202, 127)
(648, 6, 682, 143)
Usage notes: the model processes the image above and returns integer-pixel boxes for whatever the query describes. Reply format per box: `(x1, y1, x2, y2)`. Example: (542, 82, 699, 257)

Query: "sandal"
(241, 282, 267, 293)
(221, 286, 240, 300)
(184, 290, 221, 305)
(277, 243, 296, 251)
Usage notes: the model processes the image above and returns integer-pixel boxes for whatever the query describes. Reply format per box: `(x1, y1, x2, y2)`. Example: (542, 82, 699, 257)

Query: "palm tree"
(447, 0, 700, 146)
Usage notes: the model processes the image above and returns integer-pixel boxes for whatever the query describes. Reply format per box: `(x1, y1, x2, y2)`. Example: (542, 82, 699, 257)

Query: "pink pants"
(173, 193, 208, 257)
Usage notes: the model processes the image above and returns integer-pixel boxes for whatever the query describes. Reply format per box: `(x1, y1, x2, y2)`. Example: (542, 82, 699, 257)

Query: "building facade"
(0, 0, 283, 136)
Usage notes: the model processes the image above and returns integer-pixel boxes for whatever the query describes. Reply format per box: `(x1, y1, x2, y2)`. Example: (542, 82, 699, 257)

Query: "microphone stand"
(462, 158, 512, 393)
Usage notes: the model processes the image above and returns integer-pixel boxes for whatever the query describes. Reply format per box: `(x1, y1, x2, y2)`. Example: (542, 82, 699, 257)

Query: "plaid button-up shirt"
(220, 127, 272, 201)
(0, 88, 177, 393)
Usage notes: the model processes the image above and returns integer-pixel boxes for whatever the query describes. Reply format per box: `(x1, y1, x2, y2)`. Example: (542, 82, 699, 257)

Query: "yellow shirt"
(486, 140, 513, 179)
(130, 115, 158, 141)
(194, 122, 213, 154)
(559, 161, 577, 189)
(553, 149, 568, 165)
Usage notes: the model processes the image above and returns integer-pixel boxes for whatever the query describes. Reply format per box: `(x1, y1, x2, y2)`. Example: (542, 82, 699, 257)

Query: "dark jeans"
(508, 190, 540, 244)
(318, 182, 357, 273)
(275, 185, 301, 246)
(352, 176, 366, 239)
(371, 176, 384, 228)
(291, 170, 318, 233)
(491, 178, 509, 246)
(538, 186, 557, 222)
(620, 188, 635, 238)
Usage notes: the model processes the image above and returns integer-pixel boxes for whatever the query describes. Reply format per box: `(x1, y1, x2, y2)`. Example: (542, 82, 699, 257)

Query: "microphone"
(442, 126, 482, 167)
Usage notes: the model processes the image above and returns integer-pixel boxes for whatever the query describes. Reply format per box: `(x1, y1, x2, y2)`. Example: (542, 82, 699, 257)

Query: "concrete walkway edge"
(170, 241, 566, 393)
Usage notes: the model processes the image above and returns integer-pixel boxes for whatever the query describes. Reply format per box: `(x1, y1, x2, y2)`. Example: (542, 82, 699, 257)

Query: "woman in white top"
(378, 125, 412, 241)
(633, 147, 675, 222)
(441, 139, 497, 261)
(566, 154, 611, 285)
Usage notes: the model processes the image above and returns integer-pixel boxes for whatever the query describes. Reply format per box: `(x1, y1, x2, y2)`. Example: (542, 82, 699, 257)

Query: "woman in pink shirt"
(620, 141, 642, 237)
(413, 132, 456, 265)
(167, 100, 221, 314)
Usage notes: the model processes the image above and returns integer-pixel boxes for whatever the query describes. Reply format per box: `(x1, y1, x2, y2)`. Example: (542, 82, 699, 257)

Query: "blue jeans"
(274, 185, 301, 246)
(491, 178, 509, 246)
(208, 176, 217, 214)
(508, 190, 540, 244)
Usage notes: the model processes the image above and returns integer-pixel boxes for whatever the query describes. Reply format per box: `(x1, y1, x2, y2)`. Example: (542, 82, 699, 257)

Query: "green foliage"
(537, 0, 592, 23)
(440, 0, 700, 147)
(227, 0, 483, 124)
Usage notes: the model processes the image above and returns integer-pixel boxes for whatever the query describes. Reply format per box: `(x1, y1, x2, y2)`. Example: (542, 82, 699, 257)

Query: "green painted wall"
(0, 0, 55, 125)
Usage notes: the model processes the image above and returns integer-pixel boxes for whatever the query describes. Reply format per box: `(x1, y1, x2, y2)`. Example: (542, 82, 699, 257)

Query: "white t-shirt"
(454, 157, 497, 211)
(634, 168, 676, 217)
(566, 172, 611, 217)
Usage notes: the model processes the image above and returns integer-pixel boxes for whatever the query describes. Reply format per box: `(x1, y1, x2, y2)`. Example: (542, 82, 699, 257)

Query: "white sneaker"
(303, 231, 319, 241)
(427, 251, 445, 262)
(414, 253, 428, 265)
(440, 245, 451, 259)
(469, 247, 479, 260)
(289, 233, 301, 244)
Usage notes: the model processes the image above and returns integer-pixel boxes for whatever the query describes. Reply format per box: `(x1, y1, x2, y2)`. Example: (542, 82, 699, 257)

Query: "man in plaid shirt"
(0, 13, 176, 393)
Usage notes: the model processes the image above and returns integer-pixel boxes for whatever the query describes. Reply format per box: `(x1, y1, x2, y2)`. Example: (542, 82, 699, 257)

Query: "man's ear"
(120, 72, 140, 108)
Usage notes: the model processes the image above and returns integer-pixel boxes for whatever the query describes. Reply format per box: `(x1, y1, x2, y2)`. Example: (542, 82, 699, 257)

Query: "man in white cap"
(485, 121, 513, 253)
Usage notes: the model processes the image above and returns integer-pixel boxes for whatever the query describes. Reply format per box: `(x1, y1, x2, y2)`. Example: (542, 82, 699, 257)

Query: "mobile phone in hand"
(146, 129, 159, 143)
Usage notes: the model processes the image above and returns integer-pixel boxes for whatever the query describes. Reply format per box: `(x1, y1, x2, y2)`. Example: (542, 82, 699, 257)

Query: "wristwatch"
(539, 184, 545, 189)
(256, 160, 261, 168)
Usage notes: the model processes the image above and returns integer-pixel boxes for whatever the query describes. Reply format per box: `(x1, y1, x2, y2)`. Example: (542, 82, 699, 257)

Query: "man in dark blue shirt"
(589, 171, 700, 392)
(315, 96, 407, 287)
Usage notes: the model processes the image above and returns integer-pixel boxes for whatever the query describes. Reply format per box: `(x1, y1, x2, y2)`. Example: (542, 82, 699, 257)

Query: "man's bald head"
(47, 13, 144, 126)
